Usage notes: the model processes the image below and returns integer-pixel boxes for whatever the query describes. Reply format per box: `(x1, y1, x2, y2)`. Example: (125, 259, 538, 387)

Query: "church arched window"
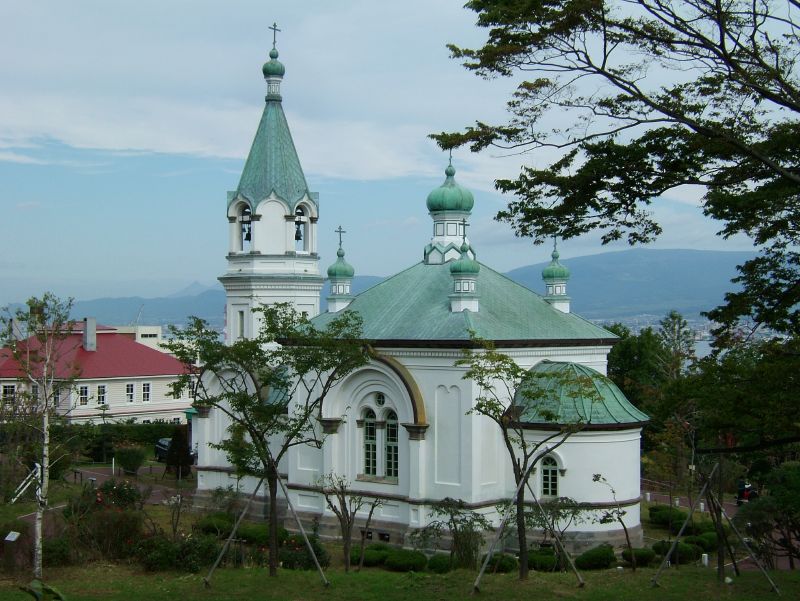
(363, 408, 377, 476)
(239, 205, 252, 252)
(385, 410, 398, 479)
(541, 456, 559, 497)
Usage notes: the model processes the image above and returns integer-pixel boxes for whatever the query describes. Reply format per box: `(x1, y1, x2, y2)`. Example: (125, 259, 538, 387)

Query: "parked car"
(154, 438, 171, 462)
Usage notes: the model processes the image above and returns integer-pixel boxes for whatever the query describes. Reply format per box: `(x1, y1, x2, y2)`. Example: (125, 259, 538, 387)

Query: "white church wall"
(255, 199, 287, 255)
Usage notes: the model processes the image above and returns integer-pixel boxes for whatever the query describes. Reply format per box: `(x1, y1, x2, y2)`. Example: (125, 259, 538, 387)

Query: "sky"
(0, 0, 757, 306)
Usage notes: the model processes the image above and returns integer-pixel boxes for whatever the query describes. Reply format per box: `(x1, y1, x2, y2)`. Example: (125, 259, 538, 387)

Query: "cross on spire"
(269, 22, 281, 48)
(335, 225, 346, 248)
(461, 218, 469, 244)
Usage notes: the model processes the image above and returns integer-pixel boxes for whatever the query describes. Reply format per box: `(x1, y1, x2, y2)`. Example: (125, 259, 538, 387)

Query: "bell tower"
(220, 27, 323, 344)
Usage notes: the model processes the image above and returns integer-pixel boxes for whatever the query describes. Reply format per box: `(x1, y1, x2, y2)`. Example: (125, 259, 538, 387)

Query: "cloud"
(15, 201, 42, 210)
(0, 151, 46, 164)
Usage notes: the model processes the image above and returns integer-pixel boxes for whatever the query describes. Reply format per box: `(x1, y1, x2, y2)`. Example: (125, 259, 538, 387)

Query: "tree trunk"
(267, 468, 279, 577)
(516, 486, 529, 580)
(342, 518, 352, 573)
(33, 407, 49, 579)
(619, 516, 635, 571)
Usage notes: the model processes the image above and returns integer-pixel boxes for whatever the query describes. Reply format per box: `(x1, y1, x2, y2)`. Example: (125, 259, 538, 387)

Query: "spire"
(327, 226, 355, 312)
(233, 30, 312, 208)
(424, 158, 476, 265)
(542, 238, 571, 313)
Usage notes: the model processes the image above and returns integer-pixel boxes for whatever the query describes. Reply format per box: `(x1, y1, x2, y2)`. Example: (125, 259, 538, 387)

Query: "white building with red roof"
(0, 318, 191, 424)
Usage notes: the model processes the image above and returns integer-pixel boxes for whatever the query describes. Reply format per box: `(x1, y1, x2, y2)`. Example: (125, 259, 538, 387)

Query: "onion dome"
(450, 243, 480, 275)
(426, 164, 475, 213)
(513, 361, 649, 427)
(327, 247, 355, 278)
(542, 246, 570, 281)
(262, 47, 285, 78)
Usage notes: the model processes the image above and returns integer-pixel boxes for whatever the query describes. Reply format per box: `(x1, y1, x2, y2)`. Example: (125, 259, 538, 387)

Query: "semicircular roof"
(513, 360, 649, 427)
(312, 261, 617, 345)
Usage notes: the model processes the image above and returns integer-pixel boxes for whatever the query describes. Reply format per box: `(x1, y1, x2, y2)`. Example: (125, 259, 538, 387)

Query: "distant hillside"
(56, 249, 753, 327)
(506, 248, 754, 320)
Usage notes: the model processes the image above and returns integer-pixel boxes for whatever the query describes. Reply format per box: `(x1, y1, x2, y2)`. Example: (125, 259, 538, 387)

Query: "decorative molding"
(375, 421, 386, 430)
(402, 423, 429, 440)
(559, 468, 567, 477)
(195, 406, 211, 418)
(356, 419, 364, 428)
(318, 417, 342, 434)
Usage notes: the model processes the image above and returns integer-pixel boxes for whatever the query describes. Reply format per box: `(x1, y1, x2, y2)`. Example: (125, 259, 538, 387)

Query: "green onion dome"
(542, 248, 570, 281)
(450, 243, 480, 275)
(513, 361, 649, 426)
(327, 247, 355, 279)
(262, 47, 285, 78)
(426, 164, 475, 213)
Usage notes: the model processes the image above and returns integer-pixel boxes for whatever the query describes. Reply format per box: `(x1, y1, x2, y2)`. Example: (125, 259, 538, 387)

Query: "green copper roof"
(514, 361, 648, 426)
(542, 248, 570, 281)
(327, 247, 355, 278)
(426, 164, 475, 213)
(313, 260, 616, 343)
(262, 47, 285, 77)
(234, 84, 311, 208)
(450, 243, 480, 275)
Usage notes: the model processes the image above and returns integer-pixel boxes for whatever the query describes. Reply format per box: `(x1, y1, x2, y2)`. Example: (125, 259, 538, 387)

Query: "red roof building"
(1, 319, 192, 424)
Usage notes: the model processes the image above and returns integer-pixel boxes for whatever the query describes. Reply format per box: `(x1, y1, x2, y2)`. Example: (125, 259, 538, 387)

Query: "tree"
(657, 311, 696, 381)
(317, 472, 381, 573)
(592, 474, 637, 570)
(605, 323, 668, 412)
(1, 293, 80, 579)
(434, 0, 800, 337)
(458, 336, 599, 579)
(167, 304, 370, 576)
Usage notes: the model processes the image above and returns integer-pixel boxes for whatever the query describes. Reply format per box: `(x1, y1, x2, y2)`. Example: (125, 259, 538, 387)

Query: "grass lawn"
(0, 563, 796, 601)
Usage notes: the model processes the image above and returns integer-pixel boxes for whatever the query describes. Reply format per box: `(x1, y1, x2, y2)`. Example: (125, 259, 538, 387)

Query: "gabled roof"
(0, 332, 186, 380)
(234, 99, 310, 208)
(312, 261, 617, 346)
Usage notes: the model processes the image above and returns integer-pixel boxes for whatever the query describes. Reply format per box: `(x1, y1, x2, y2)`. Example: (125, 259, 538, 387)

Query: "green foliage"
(384, 548, 428, 572)
(56, 422, 177, 462)
(484, 552, 518, 573)
(574, 545, 616, 570)
(527, 550, 557, 572)
(95, 479, 145, 510)
(350, 543, 390, 567)
(114, 446, 146, 475)
(194, 512, 234, 538)
(136, 533, 220, 573)
(621, 547, 656, 567)
(278, 534, 330, 570)
(426, 553, 451, 574)
(42, 536, 72, 567)
(684, 535, 716, 553)
(605, 324, 668, 412)
(648, 505, 687, 529)
(411, 497, 491, 569)
(652, 540, 702, 564)
(437, 1, 800, 336)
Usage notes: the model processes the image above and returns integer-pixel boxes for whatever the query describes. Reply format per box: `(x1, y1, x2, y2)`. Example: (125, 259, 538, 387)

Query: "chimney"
(83, 318, 97, 352)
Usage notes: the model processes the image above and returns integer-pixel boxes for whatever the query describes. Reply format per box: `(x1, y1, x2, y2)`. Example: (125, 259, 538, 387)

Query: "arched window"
(294, 206, 307, 252)
(363, 408, 377, 476)
(239, 205, 252, 251)
(541, 456, 559, 497)
(385, 410, 398, 479)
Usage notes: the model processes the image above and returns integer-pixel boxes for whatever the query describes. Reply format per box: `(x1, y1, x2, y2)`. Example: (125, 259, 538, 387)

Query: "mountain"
(55, 249, 753, 328)
(506, 248, 754, 320)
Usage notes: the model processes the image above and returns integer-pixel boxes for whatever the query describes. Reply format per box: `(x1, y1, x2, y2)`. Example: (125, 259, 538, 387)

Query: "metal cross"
(269, 22, 281, 48)
(335, 225, 346, 247)
(461, 218, 469, 244)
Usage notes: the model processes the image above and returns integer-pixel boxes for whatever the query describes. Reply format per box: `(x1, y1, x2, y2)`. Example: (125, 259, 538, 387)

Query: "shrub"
(649, 506, 687, 528)
(621, 547, 656, 566)
(195, 512, 234, 538)
(652, 540, 702, 564)
(529, 552, 558, 571)
(574, 544, 617, 570)
(427, 553, 451, 573)
(137, 533, 220, 572)
(384, 548, 428, 572)
(483, 552, 518, 573)
(89, 509, 144, 559)
(96, 479, 144, 510)
(350, 544, 391, 567)
(115, 446, 146, 475)
(43, 536, 72, 566)
(236, 522, 268, 546)
(279, 534, 330, 570)
(684, 534, 716, 552)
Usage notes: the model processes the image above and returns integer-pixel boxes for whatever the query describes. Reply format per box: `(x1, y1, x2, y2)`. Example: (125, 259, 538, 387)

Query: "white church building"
(192, 41, 649, 550)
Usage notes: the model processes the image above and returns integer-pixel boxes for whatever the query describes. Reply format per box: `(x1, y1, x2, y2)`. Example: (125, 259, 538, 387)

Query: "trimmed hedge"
(684, 533, 717, 552)
(136, 533, 220, 573)
(652, 540, 702, 564)
(350, 542, 392, 567)
(194, 512, 234, 538)
(574, 544, 617, 570)
(427, 553, 452, 574)
(43, 536, 72, 566)
(114, 446, 146, 475)
(621, 547, 656, 567)
(279, 534, 330, 570)
(483, 553, 518, 573)
(384, 549, 428, 572)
